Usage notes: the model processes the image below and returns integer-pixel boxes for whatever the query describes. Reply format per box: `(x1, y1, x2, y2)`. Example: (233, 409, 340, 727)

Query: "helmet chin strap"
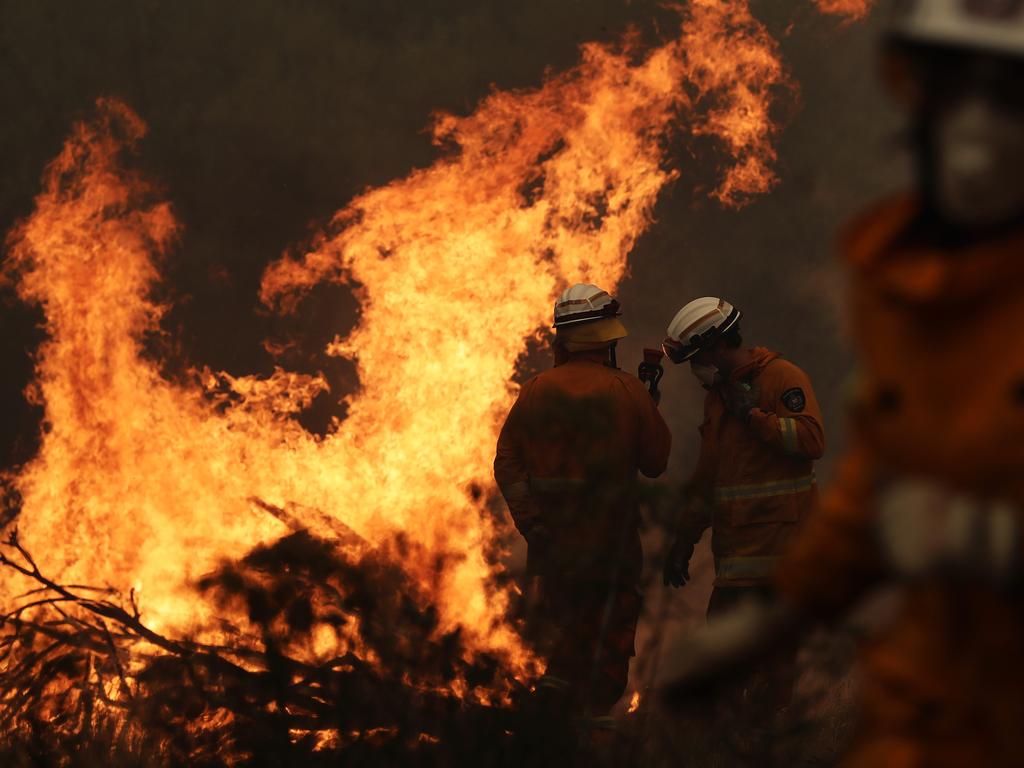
(607, 342, 618, 369)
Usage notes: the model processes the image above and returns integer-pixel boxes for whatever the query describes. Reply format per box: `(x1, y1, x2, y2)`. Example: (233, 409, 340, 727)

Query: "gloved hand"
(724, 380, 759, 423)
(663, 538, 694, 588)
(638, 360, 665, 404)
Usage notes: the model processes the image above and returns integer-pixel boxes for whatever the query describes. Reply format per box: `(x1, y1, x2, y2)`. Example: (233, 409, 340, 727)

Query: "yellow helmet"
(553, 284, 627, 350)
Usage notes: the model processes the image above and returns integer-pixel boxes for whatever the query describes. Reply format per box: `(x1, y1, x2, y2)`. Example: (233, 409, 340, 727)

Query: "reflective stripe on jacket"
(681, 348, 825, 587)
(713, 474, 817, 504)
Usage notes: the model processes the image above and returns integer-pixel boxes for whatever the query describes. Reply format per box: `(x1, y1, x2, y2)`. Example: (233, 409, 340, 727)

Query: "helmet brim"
(557, 316, 628, 344)
(662, 339, 697, 364)
(553, 299, 622, 329)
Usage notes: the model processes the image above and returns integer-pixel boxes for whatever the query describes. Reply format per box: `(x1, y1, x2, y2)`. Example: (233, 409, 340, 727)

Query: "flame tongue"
(815, 0, 875, 21)
(3, 2, 789, 683)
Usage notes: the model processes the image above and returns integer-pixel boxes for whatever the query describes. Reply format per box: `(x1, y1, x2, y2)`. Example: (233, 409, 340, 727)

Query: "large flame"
(3, 1, 790, 683)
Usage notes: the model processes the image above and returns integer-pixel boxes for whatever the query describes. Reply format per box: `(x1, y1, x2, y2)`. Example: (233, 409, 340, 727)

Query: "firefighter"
(659, 299, 823, 737)
(661, 2, 1024, 765)
(494, 283, 671, 719)
(660, 297, 825, 617)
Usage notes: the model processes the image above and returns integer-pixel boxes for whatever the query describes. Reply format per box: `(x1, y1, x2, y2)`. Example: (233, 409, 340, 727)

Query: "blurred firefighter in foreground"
(661, 2, 1024, 765)
(494, 283, 671, 719)
(661, 299, 824, 643)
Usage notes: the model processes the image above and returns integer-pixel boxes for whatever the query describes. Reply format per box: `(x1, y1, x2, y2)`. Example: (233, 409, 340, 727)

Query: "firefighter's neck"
(569, 345, 618, 368)
(715, 347, 755, 377)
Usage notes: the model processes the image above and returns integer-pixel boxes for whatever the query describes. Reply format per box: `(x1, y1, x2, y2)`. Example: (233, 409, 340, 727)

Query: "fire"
(815, 0, 875, 21)
(628, 691, 642, 714)
(2, 1, 791, 687)
(682, 0, 788, 206)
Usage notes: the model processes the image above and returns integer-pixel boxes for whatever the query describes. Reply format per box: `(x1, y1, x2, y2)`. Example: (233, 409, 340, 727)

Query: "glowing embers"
(628, 691, 642, 713)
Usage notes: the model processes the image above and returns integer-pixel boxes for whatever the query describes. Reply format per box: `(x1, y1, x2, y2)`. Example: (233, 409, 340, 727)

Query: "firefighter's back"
(517, 353, 655, 485)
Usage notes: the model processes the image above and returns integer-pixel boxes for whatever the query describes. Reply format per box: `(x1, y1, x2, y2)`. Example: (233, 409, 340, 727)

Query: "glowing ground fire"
(0, 0, 865, 694)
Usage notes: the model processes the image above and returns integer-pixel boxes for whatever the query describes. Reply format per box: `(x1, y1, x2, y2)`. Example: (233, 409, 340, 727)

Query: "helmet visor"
(662, 338, 695, 364)
(558, 316, 628, 345)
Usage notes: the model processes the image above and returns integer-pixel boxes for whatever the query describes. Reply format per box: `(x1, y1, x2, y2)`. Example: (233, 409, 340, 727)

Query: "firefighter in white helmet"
(660, 297, 824, 714)
(494, 283, 671, 722)
(662, 3, 1024, 765)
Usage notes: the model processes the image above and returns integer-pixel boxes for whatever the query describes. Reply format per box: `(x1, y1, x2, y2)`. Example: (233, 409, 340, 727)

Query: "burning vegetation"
(0, 1, 869, 765)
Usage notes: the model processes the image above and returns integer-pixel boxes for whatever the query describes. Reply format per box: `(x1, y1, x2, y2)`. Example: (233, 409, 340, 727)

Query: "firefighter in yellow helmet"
(661, 2, 1024, 765)
(494, 283, 671, 719)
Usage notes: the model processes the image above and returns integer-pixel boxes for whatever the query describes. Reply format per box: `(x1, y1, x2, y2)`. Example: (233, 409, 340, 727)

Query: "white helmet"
(662, 297, 741, 364)
(553, 283, 621, 328)
(888, 0, 1024, 57)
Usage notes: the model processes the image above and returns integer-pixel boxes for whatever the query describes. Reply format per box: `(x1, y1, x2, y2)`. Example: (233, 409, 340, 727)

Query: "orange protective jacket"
(776, 199, 1024, 767)
(680, 348, 825, 587)
(494, 350, 671, 582)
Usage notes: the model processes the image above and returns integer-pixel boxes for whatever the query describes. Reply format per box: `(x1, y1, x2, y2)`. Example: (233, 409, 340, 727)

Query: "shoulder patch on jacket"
(781, 387, 806, 413)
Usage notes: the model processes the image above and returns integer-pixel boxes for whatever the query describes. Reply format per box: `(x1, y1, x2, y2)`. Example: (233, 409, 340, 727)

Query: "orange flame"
(815, 0, 874, 21)
(3, 2, 791, 685)
(627, 691, 642, 713)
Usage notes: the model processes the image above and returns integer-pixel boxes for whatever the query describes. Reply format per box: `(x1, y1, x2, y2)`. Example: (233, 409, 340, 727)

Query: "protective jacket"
(494, 349, 670, 712)
(681, 347, 825, 587)
(776, 199, 1024, 767)
(494, 349, 671, 581)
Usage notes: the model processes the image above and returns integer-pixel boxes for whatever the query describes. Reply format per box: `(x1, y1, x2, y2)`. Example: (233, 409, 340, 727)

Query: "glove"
(638, 361, 665, 394)
(724, 380, 759, 423)
(663, 538, 694, 588)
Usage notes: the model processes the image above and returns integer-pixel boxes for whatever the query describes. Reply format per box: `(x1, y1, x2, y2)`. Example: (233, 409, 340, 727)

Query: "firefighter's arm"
(493, 382, 541, 536)
(663, 411, 712, 587)
(673, 410, 715, 543)
(680, 399, 716, 540)
(676, 484, 713, 547)
(660, 440, 883, 704)
(746, 364, 825, 460)
(664, 470, 714, 587)
(664, 495, 712, 587)
(623, 376, 672, 478)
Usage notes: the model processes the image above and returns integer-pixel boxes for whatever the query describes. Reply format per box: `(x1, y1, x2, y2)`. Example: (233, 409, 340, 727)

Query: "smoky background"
(0, 0, 907, 709)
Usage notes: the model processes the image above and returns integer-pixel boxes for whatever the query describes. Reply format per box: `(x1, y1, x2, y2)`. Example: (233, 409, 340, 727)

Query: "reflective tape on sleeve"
(713, 474, 816, 503)
(779, 417, 800, 455)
